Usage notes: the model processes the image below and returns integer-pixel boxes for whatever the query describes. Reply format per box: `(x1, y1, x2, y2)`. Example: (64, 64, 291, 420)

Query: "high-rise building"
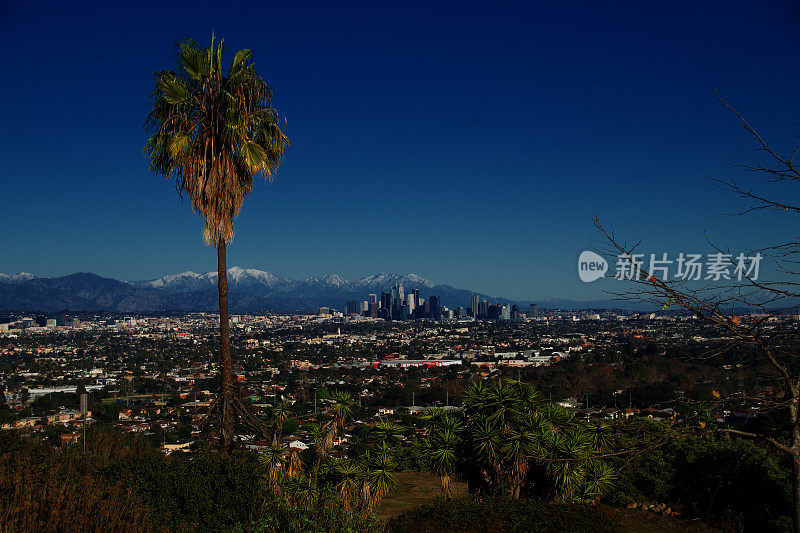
(369, 294, 377, 305)
(478, 299, 489, 319)
(405, 298, 415, 318)
(346, 300, 359, 315)
(529, 304, 539, 317)
(471, 294, 479, 317)
(429, 295, 441, 319)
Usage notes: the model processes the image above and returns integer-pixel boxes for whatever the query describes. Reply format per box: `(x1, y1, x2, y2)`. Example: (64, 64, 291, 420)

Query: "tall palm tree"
(145, 36, 288, 451)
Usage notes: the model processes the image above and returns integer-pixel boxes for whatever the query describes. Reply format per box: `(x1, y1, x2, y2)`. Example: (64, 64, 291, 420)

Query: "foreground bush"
(608, 431, 792, 532)
(0, 430, 154, 532)
(0, 427, 376, 532)
(385, 497, 620, 533)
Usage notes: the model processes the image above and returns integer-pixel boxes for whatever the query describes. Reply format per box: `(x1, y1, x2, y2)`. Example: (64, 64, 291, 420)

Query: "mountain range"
(0, 268, 500, 313)
(0, 267, 645, 314)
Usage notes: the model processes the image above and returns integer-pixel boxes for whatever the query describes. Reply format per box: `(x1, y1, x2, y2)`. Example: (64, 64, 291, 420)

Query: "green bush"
(609, 434, 792, 532)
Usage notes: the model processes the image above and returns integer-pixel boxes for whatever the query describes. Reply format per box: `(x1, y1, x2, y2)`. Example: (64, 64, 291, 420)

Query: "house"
(61, 433, 81, 445)
(288, 440, 308, 451)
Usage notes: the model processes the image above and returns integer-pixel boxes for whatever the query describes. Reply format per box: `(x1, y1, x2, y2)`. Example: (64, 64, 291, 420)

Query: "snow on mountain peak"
(0, 272, 36, 284)
(135, 268, 436, 293)
(320, 274, 350, 287)
(353, 272, 435, 288)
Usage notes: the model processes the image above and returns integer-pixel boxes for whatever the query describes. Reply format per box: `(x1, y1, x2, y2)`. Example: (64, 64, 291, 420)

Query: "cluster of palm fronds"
(260, 390, 398, 517)
(422, 378, 617, 501)
(145, 36, 288, 247)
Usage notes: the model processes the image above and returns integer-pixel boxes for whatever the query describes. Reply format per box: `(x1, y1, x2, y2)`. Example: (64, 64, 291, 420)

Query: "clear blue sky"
(1, 0, 799, 301)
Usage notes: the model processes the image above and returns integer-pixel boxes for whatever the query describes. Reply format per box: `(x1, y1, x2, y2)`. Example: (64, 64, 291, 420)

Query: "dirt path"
(378, 472, 717, 532)
(376, 472, 469, 520)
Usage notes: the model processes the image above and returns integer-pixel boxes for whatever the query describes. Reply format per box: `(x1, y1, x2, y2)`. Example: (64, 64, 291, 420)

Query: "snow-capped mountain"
(351, 273, 437, 290)
(132, 268, 439, 297)
(0, 272, 36, 284)
(0, 267, 526, 313)
(132, 267, 293, 293)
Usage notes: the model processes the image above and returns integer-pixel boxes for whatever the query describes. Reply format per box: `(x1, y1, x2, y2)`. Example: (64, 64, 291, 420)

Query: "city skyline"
(2, 1, 799, 301)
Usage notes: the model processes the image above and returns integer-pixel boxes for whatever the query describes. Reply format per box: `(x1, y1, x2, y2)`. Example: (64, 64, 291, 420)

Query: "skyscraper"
(471, 294, 479, 317)
(478, 299, 489, 319)
(429, 295, 441, 320)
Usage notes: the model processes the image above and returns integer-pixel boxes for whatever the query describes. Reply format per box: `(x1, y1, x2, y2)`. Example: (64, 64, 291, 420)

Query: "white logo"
(578, 251, 608, 283)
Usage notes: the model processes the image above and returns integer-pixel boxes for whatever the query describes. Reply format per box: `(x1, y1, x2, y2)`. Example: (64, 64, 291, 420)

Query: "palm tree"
(369, 419, 407, 446)
(361, 443, 397, 514)
(271, 401, 292, 445)
(260, 444, 287, 495)
(330, 457, 365, 510)
(502, 421, 537, 499)
(145, 36, 288, 451)
(458, 378, 615, 500)
(305, 421, 335, 483)
(329, 390, 354, 433)
(426, 413, 462, 498)
(286, 448, 304, 479)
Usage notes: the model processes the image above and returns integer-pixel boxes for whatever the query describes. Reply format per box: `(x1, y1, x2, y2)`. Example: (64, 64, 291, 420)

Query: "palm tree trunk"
(217, 241, 235, 451)
(313, 453, 322, 484)
(792, 449, 800, 533)
(441, 472, 451, 499)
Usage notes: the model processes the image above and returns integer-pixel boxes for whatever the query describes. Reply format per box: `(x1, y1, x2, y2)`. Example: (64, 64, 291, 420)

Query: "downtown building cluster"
(470, 294, 540, 320)
(344, 284, 545, 321)
(346, 282, 446, 320)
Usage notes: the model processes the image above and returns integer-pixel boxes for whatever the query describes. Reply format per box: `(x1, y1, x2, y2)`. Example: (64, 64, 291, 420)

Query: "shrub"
(609, 434, 792, 532)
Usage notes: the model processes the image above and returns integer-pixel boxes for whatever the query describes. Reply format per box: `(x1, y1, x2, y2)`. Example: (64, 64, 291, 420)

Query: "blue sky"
(1, 0, 799, 301)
